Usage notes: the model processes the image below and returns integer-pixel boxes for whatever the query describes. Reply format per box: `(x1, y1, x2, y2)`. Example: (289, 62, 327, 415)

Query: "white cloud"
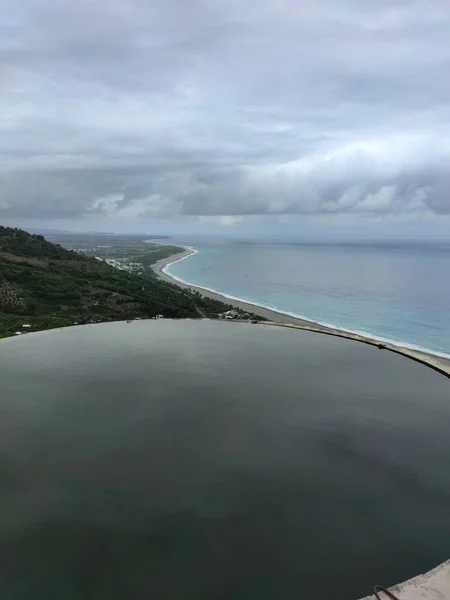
(1, 0, 450, 224)
(218, 216, 244, 226)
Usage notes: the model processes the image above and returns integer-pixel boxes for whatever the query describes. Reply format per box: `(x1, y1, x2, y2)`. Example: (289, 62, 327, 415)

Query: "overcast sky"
(1, 0, 450, 237)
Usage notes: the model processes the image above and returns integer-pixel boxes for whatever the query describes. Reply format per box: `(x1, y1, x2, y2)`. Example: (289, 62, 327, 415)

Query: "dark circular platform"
(0, 320, 449, 600)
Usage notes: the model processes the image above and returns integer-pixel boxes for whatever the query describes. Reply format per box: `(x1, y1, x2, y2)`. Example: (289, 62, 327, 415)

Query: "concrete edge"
(360, 559, 450, 599)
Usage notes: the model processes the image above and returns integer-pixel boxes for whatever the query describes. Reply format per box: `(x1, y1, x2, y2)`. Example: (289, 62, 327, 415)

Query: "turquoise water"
(165, 240, 450, 357)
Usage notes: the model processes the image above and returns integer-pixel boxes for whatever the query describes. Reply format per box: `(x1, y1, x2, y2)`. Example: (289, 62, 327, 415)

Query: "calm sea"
(0, 321, 449, 599)
(165, 239, 450, 358)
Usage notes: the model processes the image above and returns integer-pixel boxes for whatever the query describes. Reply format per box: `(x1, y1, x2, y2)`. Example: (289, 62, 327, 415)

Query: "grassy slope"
(0, 227, 238, 338)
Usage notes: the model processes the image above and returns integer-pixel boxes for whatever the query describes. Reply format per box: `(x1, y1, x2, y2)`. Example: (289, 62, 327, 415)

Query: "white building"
(219, 310, 239, 320)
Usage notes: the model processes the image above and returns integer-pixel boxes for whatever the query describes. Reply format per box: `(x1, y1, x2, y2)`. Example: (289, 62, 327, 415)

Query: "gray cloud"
(1, 0, 450, 224)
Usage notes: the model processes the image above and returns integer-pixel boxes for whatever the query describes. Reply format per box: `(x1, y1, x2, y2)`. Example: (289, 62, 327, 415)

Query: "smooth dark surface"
(0, 320, 449, 600)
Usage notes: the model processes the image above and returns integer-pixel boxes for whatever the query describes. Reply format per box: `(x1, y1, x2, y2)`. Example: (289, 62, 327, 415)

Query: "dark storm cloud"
(1, 0, 450, 222)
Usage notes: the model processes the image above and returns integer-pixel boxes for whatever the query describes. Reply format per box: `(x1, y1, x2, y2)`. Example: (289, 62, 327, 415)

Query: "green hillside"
(0, 226, 241, 339)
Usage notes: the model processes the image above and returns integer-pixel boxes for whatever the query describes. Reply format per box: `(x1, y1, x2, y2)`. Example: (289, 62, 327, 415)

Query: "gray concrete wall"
(360, 560, 450, 599)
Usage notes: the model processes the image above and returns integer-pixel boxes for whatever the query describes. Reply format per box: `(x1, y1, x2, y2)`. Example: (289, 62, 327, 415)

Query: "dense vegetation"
(0, 226, 257, 339)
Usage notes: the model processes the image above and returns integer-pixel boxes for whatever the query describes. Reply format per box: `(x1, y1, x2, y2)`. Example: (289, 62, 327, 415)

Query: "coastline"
(151, 247, 450, 378)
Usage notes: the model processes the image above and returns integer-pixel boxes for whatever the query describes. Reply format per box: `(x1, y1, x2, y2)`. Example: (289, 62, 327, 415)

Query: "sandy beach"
(152, 248, 450, 378)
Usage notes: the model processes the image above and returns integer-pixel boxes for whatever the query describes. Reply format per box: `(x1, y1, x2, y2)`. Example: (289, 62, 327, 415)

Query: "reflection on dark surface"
(0, 321, 449, 599)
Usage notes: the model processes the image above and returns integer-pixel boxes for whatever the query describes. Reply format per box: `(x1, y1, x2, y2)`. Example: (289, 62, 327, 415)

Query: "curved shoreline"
(152, 248, 450, 379)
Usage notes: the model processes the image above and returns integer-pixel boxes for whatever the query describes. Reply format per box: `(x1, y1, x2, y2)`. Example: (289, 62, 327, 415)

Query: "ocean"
(164, 239, 450, 358)
(1, 321, 449, 599)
